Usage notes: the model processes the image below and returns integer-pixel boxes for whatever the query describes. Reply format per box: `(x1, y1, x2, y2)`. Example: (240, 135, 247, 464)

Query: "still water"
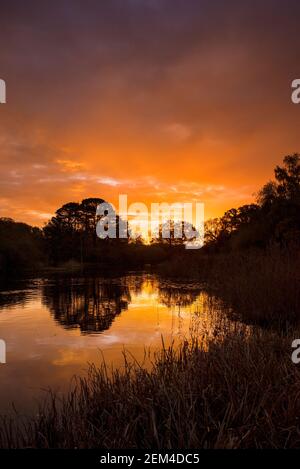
(0, 273, 231, 415)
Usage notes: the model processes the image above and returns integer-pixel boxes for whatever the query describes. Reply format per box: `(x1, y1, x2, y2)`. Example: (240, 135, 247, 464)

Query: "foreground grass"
(1, 329, 300, 449)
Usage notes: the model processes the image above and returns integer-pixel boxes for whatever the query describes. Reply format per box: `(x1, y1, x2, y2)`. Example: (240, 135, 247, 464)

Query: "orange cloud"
(0, 0, 299, 226)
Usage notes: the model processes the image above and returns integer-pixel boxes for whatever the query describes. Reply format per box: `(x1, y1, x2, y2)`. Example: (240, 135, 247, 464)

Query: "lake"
(0, 273, 237, 415)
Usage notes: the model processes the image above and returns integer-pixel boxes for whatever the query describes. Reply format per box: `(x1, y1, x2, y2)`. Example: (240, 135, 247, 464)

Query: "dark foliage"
(1, 154, 300, 278)
(0, 218, 45, 277)
(204, 154, 300, 251)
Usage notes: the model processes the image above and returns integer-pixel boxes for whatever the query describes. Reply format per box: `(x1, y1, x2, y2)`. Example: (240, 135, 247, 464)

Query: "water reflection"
(39, 276, 203, 335)
(0, 281, 37, 309)
(0, 274, 245, 415)
(0, 290, 28, 309)
(158, 281, 202, 307)
(0, 276, 215, 335)
(42, 278, 133, 334)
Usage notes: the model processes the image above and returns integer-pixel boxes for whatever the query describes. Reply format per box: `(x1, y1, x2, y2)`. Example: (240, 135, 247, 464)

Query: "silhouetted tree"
(204, 155, 300, 250)
(151, 220, 198, 248)
(257, 181, 278, 207)
(44, 197, 127, 265)
(275, 154, 300, 202)
(257, 154, 300, 206)
(0, 218, 45, 276)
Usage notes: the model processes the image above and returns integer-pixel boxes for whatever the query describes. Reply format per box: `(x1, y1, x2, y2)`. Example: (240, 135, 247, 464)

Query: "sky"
(0, 0, 300, 227)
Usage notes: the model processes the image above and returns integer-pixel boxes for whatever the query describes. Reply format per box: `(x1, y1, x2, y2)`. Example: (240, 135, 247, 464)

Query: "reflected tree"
(158, 282, 201, 307)
(42, 278, 132, 334)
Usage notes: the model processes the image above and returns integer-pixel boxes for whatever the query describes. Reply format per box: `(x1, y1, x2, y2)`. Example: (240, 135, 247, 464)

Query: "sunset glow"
(1, 0, 299, 226)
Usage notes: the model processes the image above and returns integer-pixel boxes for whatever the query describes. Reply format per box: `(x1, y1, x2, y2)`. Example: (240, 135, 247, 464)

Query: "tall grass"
(159, 246, 300, 327)
(1, 247, 300, 448)
(211, 247, 300, 327)
(1, 328, 300, 449)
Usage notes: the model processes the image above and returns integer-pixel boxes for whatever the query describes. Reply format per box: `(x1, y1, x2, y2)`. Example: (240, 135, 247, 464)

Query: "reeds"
(1, 247, 300, 448)
(1, 328, 300, 449)
(159, 246, 300, 327)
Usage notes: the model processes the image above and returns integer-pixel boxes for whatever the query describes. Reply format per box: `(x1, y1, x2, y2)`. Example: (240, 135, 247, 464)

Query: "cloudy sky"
(0, 0, 300, 225)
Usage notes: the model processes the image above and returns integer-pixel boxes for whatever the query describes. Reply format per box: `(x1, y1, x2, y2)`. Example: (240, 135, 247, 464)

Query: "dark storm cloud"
(0, 0, 300, 224)
(1, 0, 299, 127)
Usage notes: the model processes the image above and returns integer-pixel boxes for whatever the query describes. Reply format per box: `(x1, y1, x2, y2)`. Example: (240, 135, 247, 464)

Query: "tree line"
(0, 154, 299, 278)
(204, 153, 300, 251)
